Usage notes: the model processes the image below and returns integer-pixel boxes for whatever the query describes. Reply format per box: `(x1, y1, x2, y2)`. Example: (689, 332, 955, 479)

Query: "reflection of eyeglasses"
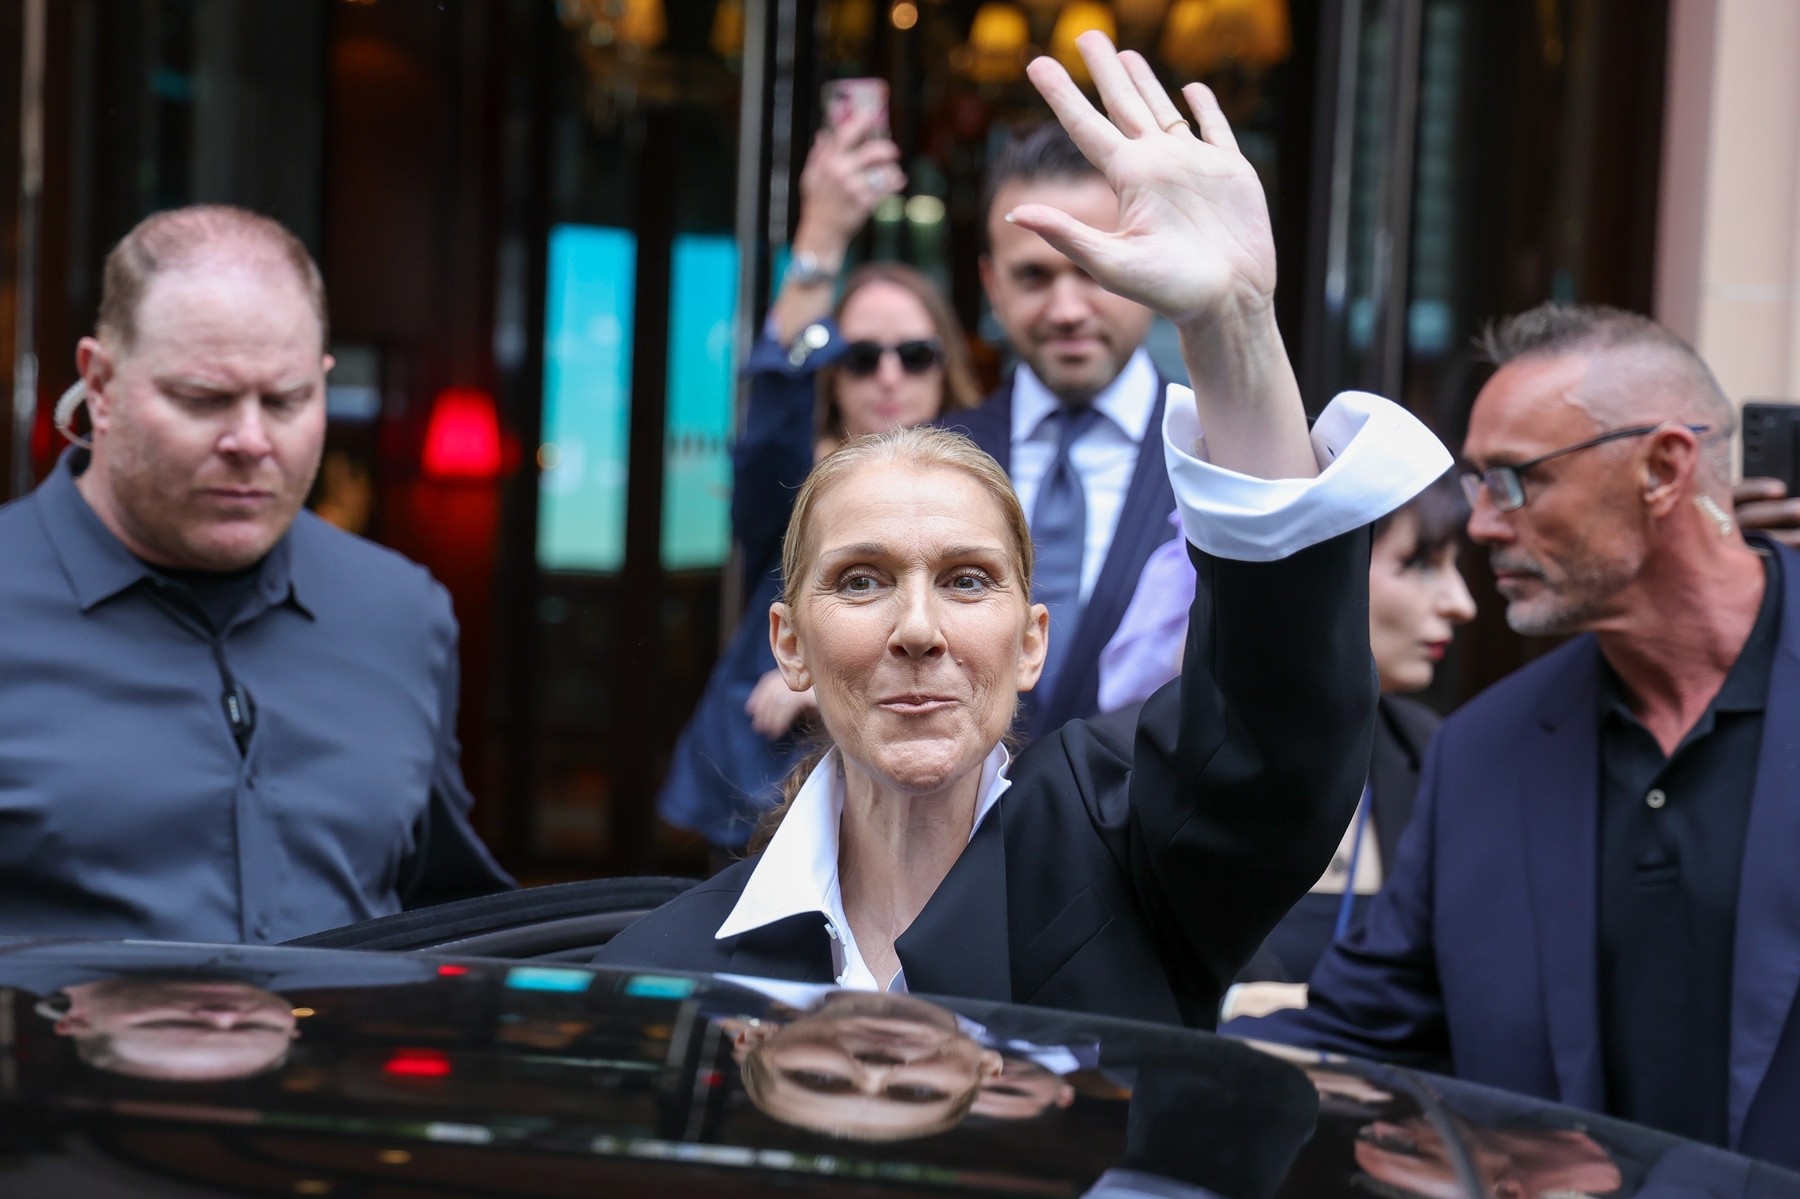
(841, 339, 942, 377)
(780, 1067, 950, 1103)
(1460, 422, 1711, 513)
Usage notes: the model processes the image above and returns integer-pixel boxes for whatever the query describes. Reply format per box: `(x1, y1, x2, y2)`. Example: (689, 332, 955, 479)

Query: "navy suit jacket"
(941, 373, 1178, 739)
(1231, 540, 1800, 1169)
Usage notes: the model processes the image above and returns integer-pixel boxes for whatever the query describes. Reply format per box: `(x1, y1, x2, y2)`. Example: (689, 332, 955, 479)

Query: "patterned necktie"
(1031, 403, 1103, 702)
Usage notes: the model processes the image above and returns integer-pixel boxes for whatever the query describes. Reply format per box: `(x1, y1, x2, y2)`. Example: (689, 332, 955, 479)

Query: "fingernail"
(1003, 211, 1017, 223)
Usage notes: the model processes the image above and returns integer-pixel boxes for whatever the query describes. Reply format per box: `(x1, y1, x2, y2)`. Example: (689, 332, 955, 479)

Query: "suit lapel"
(725, 915, 838, 986)
(1726, 546, 1800, 1147)
(941, 377, 1013, 472)
(1031, 378, 1178, 736)
(1368, 700, 1422, 867)
(894, 806, 1012, 1002)
(1517, 639, 1607, 1109)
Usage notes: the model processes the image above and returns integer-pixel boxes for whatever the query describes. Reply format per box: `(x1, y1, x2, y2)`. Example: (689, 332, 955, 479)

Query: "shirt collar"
(36, 447, 312, 619)
(1010, 349, 1159, 444)
(1713, 549, 1780, 713)
(1600, 550, 1780, 720)
(715, 743, 1014, 941)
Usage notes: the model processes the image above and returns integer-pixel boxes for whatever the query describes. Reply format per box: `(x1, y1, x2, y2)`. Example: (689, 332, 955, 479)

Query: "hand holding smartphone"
(821, 78, 899, 197)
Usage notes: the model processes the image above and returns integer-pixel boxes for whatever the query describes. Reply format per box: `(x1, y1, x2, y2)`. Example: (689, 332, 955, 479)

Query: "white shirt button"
(1646, 788, 1667, 810)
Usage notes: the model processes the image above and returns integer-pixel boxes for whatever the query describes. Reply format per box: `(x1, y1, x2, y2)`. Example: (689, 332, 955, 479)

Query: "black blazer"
(1368, 693, 1440, 868)
(597, 530, 1376, 1029)
(1232, 691, 1441, 983)
(939, 374, 1180, 740)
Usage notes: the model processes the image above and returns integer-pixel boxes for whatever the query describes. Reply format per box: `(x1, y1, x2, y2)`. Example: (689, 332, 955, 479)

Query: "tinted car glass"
(0, 938, 1790, 1198)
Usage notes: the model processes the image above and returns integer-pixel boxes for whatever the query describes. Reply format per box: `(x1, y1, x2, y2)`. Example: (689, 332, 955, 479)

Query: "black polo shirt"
(1596, 551, 1779, 1144)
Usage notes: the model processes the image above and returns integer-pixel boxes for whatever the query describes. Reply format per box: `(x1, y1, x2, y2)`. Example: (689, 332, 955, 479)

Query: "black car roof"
(0, 937, 1789, 1199)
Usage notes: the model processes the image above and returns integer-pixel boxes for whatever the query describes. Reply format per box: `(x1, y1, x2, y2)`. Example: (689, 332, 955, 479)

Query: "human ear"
(977, 1049, 1004, 1082)
(1015, 602, 1050, 692)
(1642, 428, 1697, 517)
(769, 602, 813, 691)
(75, 337, 115, 429)
(978, 254, 999, 308)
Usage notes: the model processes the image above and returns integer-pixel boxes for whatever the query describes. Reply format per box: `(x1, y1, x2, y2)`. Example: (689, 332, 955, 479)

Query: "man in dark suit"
(1228, 303, 1800, 1169)
(945, 123, 1178, 739)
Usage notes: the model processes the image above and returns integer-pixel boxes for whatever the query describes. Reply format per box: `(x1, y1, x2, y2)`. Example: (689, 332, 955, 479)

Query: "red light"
(384, 1048, 453, 1078)
(436, 964, 471, 977)
(421, 388, 504, 481)
(699, 1070, 724, 1088)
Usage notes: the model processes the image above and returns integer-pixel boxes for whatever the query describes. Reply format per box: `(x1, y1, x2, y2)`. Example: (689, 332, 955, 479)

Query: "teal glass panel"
(503, 967, 595, 994)
(662, 234, 739, 571)
(538, 225, 636, 573)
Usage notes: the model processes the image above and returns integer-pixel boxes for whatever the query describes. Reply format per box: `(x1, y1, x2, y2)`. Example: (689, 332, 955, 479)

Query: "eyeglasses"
(840, 339, 942, 378)
(1460, 422, 1711, 513)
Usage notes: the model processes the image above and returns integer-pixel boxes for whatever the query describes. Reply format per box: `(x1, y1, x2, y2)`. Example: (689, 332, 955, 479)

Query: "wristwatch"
(783, 250, 840, 289)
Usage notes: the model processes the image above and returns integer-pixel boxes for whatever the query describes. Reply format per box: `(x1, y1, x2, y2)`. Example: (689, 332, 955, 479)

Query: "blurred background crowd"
(6, 0, 1793, 885)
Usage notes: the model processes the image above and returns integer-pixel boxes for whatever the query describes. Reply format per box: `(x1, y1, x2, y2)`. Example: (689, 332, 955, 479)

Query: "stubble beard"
(1496, 552, 1636, 638)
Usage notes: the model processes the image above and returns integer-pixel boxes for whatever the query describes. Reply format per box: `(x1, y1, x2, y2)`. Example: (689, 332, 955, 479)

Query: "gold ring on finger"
(1161, 118, 1191, 134)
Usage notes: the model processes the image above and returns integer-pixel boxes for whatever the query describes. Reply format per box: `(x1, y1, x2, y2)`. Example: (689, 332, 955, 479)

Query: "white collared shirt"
(1009, 350, 1161, 604)
(715, 744, 1014, 992)
(715, 388, 1453, 989)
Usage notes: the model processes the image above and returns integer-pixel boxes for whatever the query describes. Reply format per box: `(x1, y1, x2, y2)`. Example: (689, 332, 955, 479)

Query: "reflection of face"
(57, 978, 299, 1081)
(76, 256, 330, 571)
(833, 281, 945, 440)
(1463, 355, 1645, 637)
(1355, 1115, 1622, 1199)
(982, 178, 1154, 405)
(971, 1054, 1076, 1121)
(1368, 512, 1476, 694)
(740, 992, 1003, 1141)
(773, 461, 1047, 799)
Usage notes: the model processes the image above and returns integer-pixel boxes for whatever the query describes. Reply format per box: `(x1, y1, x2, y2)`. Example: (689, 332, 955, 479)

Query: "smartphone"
(822, 78, 889, 140)
(1741, 401, 1800, 493)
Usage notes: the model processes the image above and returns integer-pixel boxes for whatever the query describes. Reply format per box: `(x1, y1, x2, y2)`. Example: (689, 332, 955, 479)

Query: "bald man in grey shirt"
(0, 204, 511, 944)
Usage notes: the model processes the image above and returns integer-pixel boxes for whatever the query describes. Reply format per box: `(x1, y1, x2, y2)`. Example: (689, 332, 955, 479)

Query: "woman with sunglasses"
(657, 109, 980, 864)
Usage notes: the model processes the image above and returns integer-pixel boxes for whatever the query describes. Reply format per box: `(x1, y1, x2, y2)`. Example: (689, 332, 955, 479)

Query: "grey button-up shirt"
(0, 452, 513, 944)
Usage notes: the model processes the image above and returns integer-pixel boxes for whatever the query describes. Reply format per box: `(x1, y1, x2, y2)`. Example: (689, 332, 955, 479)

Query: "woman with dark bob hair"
(601, 35, 1449, 1027)
(656, 113, 979, 860)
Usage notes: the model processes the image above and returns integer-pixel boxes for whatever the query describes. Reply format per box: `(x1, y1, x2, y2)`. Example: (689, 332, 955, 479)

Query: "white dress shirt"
(716, 744, 1014, 992)
(714, 388, 1453, 992)
(1010, 350, 1161, 604)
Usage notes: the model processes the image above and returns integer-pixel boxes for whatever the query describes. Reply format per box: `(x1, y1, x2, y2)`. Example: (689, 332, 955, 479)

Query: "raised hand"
(771, 110, 906, 344)
(792, 109, 905, 261)
(1011, 32, 1275, 335)
(1014, 31, 1314, 480)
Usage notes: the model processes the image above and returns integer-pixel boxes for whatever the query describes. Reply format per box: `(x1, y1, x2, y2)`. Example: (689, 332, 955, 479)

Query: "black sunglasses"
(840, 339, 942, 377)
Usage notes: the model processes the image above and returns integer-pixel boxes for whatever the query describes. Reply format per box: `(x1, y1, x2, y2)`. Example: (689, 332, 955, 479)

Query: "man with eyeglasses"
(1228, 302, 1800, 1169)
(945, 121, 1177, 739)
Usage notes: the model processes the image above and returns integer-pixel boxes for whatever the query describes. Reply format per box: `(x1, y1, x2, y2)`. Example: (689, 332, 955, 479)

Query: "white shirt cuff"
(1161, 387, 1453, 562)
